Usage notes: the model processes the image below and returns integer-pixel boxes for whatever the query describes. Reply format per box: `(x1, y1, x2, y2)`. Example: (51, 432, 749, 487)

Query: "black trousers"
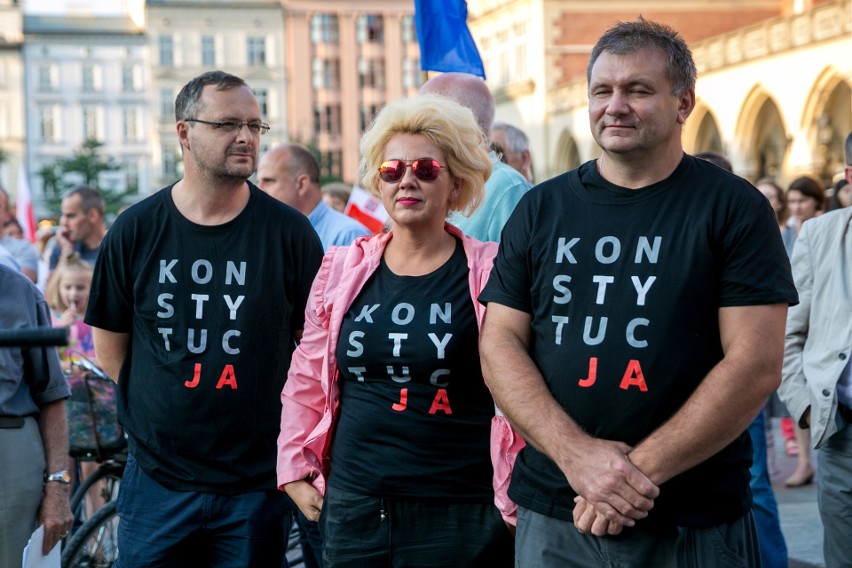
(318, 487, 514, 568)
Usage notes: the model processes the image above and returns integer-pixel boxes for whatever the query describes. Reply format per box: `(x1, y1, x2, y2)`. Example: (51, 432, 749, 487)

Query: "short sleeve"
(717, 187, 798, 308)
(478, 191, 535, 313)
(85, 216, 134, 332)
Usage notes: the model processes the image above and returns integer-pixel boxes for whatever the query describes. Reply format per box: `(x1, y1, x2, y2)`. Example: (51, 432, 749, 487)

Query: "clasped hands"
(567, 439, 658, 537)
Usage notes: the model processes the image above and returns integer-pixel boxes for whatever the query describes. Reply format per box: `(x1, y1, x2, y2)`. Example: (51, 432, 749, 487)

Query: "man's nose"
(605, 92, 629, 115)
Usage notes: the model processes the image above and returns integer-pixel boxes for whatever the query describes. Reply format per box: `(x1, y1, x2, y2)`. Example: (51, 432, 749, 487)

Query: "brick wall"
(553, 9, 779, 86)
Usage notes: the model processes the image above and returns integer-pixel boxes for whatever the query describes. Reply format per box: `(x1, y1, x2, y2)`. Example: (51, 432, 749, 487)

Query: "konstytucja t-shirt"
(86, 183, 323, 493)
(480, 155, 798, 528)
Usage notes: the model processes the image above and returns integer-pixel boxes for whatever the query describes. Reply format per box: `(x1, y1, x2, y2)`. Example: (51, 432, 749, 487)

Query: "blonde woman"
(278, 95, 517, 567)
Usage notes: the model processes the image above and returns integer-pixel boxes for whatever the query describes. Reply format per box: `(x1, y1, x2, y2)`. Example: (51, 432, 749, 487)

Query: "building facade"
(0, 0, 24, 195)
(282, 0, 419, 184)
(22, 13, 152, 204)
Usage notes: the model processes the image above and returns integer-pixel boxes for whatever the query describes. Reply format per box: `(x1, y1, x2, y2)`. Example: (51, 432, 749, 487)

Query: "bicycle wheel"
(61, 500, 119, 568)
(70, 461, 124, 513)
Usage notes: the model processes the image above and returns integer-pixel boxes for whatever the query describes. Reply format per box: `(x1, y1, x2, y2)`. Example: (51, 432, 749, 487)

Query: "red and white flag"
(345, 185, 389, 234)
(15, 165, 37, 243)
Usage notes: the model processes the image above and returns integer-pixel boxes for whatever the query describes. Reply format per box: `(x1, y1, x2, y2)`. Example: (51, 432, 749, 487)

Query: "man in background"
(258, 144, 369, 251)
(0, 265, 73, 567)
(779, 131, 852, 567)
(419, 73, 531, 242)
(49, 186, 107, 271)
(491, 121, 534, 184)
(0, 188, 40, 282)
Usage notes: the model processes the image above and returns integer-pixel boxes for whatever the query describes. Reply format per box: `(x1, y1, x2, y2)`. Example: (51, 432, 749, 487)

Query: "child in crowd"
(46, 252, 95, 367)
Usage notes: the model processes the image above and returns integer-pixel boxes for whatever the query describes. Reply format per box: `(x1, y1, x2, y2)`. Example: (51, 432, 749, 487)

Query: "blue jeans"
(115, 454, 293, 568)
(748, 407, 788, 568)
(295, 510, 324, 568)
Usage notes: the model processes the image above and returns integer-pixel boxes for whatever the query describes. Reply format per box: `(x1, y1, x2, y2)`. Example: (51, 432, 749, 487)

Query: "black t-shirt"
(85, 183, 323, 494)
(479, 156, 798, 528)
(329, 239, 494, 501)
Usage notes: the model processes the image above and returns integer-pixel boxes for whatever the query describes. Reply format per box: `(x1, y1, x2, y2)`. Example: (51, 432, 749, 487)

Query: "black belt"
(838, 404, 852, 424)
(0, 416, 25, 428)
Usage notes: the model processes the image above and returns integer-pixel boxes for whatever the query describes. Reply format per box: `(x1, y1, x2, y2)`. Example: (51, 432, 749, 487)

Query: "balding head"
(419, 73, 495, 138)
(257, 144, 322, 215)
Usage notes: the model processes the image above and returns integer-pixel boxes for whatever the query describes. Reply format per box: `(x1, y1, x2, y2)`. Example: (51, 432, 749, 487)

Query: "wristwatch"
(44, 470, 71, 485)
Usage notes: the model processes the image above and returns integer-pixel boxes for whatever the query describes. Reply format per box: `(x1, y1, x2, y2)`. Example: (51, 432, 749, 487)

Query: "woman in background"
(756, 178, 795, 257)
(778, 175, 825, 487)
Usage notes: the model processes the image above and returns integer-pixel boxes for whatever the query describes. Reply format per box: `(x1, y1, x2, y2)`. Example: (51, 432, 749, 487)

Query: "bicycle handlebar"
(72, 355, 111, 382)
(0, 326, 69, 347)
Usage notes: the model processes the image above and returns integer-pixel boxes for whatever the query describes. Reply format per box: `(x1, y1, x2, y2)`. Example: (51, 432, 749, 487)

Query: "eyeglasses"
(378, 159, 445, 183)
(184, 118, 270, 136)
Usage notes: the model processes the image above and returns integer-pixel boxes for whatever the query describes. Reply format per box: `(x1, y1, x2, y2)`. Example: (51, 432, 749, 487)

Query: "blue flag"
(414, 0, 486, 79)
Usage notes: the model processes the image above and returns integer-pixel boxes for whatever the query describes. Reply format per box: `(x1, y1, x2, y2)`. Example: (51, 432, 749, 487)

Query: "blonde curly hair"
(359, 94, 491, 217)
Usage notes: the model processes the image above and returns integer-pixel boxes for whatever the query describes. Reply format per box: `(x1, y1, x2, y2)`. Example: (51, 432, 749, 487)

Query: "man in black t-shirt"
(86, 71, 323, 567)
(479, 18, 798, 567)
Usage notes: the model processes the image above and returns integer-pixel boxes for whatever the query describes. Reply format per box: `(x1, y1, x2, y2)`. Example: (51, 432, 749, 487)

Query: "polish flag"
(345, 186, 388, 234)
(15, 165, 37, 243)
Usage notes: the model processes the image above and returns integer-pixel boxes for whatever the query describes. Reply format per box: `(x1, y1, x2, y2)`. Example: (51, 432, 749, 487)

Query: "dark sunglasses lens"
(379, 161, 404, 182)
(413, 159, 440, 181)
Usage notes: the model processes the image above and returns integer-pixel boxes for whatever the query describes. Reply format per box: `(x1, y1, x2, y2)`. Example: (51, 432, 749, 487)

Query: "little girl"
(46, 252, 95, 367)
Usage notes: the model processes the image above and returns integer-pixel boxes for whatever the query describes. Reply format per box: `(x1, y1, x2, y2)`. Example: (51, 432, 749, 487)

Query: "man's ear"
(176, 121, 191, 150)
(676, 89, 696, 125)
(86, 207, 100, 224)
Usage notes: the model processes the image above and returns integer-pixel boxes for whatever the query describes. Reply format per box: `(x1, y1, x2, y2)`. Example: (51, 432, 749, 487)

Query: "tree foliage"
(38, 138, 133, 216)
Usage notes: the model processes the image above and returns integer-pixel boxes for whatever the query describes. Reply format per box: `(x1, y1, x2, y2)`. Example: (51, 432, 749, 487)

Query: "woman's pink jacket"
(276, 224, 524, 524)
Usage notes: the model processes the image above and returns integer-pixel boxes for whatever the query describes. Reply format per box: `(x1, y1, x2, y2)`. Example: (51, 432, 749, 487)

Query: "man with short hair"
(479, 18, 798, 566)
(779, 130, 852, 567)
(419, 73, 531, 242)
(49, 186, 107, 270)
(258, 144, 369, 251)
(0, 188, 39, 282)
(86, 70, 323, 566)
(0, 266, 73, 568)
(491, 121, 533, 184)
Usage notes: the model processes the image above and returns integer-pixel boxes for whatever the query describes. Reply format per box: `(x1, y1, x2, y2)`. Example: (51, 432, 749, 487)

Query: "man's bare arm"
(37, 399, 73, 553)
(575, 303, 788, 536)
(629, 303, 787, 484)
(480, 303, 658, 526)
(92, 327, 130, 382)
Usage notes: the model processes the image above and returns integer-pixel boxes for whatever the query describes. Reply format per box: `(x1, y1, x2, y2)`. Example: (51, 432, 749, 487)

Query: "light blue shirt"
(449, 151, 532, 242)
(0, 242, 20, 272)
(0, 236, 39, 274)
(308, 199, 371, 251)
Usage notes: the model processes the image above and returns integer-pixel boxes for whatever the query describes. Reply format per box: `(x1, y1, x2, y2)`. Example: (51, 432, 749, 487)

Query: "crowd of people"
(1, 15, 851, 568)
